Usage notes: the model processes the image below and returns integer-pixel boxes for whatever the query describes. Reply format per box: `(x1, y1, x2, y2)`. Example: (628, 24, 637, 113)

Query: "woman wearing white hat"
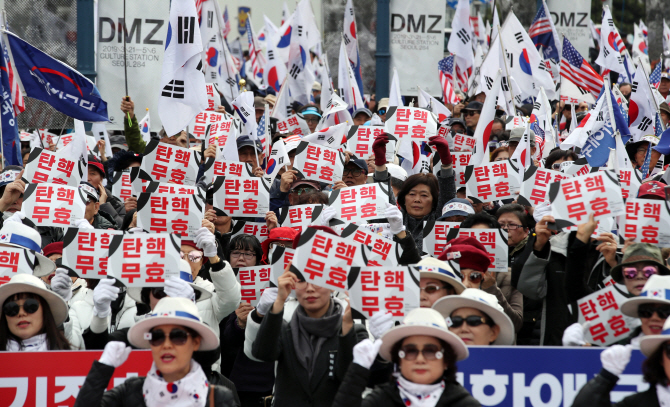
(617, 275, 670, 348)
(332, 308, 480, 407)
(432, 289, 515, 346)
(74, 297, 238, 406)
(0, 273, 71, 351)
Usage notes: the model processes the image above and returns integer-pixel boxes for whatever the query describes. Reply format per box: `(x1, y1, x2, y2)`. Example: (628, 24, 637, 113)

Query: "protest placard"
(422, 220, 462, 257)
(110, 169, 133, 201)
(348, 266, 421, 322)
(291, 228, 367, 291)
(278, 204, 321, 232)
(140, 140, 202, 185)
(340, 223, 403, 266)
(453, 228, 509, 273)
(62, 229, 124, 279)
(620, 198, 670, 247)
(142, 182, 204, 197)
(276, 114, 311, 136)
(211, 176, 271, 218)
(328, 183, 390, 224)
(0, 247, 40, 285)
(23, 147, 86, 187)
(548, 170, 625, 228)
(207, 160, 255, 180)
(384, 107, 438, 144)
(518, 167, 572, 207)
(136, 193, 204, 237)
(292, 141, 346, 184)
(464, 160, 521, 202)
(562, 157, 596, 177)
(193, 110, 239, 145)
(451, 134, 476, 152)
(236, 265, 271, 306)
(128, 167, 150, 195)
(619, 168, 642, 201)
(577, 284, 635, 346)
(231, 221, 270, 243)
(346, 125, 396, 161)
(107, 233, 181, 287)
(269, 246, 295, 288)
(22, 183, 87, 227)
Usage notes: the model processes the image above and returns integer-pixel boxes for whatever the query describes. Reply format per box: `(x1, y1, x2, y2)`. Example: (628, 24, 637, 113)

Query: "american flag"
(195, 0, 205, 23)
(455, 64, 470, 93)
(246, 20, 265, 83)
(529, 5, 552, 41)
(222, 5, 231, 39)
(438, 56, 460, 104)
(640, 138, 652, 178)
(560, 37, 603, 98)
(257, 108, 270, 160)
(650, 62, 662, 89)
(0, 36, 24, 115)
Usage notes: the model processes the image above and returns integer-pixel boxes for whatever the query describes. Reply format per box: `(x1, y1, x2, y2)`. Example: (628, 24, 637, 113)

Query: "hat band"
(662, 328, 670, 336)
(179, 271, 194, 283)
(7, 235, 41, 253)
(640, 290, 670, 300)
(150, 310, 201, 322)
(623, 255, 663, 266)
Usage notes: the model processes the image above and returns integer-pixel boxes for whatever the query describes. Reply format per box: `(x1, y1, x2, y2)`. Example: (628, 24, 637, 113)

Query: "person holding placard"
(87, 157, 126, 228)
(418, 257, 466, 308)
(617, 276, 670, 348)
(79, 182, 118, 230)
(332, 308, 479, 407)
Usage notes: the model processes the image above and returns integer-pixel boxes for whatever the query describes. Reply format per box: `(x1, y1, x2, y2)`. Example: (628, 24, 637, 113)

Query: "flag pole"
(640, 57, 667, 132)
(123, 0, 131, 127)
(221, 32, 236, 100)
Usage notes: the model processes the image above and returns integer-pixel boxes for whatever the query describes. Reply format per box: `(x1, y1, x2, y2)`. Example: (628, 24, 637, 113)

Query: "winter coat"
(92, 210, 118, 230)
(73, 360, 238, 407)
(68, 278, 88, 305)
(333, 363, 481, 407)
(483, 271, 523, 333)
(99, 187, 126, 228)
(69, 289, 137, 349)
(571, 368, 659, 407)
(123, 115, 145, 155)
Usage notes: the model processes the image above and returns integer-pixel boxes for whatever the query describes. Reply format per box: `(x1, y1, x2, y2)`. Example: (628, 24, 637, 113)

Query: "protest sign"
(193, 110, 237, 143)
(128, 167, 150, 195)
(422, 220, 462, 257)
(548, 171, 625, 228)
(22, 184, 87, 228)
(278, 204, 322, 232)
(62, 229, 124, 279)
(384, 107, 439, 144)
(231, 221, 270, 243)
(236, 265, 271, 306)
(136, 193, 204, 237)
(276, 114, 311, 136)
(454, 228, 509, 273)
(434, 152, 472, 188)
(346, 125, 395, 161)
(142, 182, 204, 197)
(110, 169, 133, 201)
(619, 168, 642, 201)
(348, 266, 421, 322)
(140, 140, 202, 185)
(269, 246, 295, 288)
(340, 223, 403, 266)
(563, 157, 596, 177)
(211, 176, 271, 218)
(204, 84, 218, 112)
(451, 134, 476, 152)
(291, 228, 367, 291)
(292, 141, 346, 184)
(207, 160, 255, 180)
(107, 233, 181, 287)
(464, 160, 521, 202)
(0, 247, 40, 285)
(620, 198, 670, 247)
(518, 167, 572, 207)
(577, 284, 636, 346)
(23, 148, 85, 187)
(328, 183, 390, 224)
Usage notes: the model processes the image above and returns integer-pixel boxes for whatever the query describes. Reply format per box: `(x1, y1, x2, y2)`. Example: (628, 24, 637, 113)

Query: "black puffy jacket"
(571, 368, 660, 407)
(74, 360, 239, 407)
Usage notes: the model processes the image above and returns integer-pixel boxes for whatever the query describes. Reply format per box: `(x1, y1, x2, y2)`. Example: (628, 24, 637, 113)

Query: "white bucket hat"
(640, 318, 670, 356)
(621, 275, 670, 318)
(431, 288, 515, 345)
(418, 258, 466, 294)
(0, 273, 68, 325)
(0, 221, 55, 277)
(379, 308, 468, 362)
(127, 297, 219, 350)
(127, 260, 212, 304)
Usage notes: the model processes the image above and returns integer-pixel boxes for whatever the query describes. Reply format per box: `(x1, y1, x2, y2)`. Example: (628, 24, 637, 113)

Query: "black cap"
(462, 101, 483, 112)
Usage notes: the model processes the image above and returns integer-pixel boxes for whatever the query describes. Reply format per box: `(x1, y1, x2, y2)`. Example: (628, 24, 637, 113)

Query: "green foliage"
(592, 0, 646, 38)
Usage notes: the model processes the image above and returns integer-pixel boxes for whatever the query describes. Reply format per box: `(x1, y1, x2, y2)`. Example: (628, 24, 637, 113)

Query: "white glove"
(164, 276, 195, 302)
(74, 218, 94, 229)
(4, 211, 25, 224)
(194, 227, 217, 258)
(600, 344, 633, 376)
(369, 311, 394, 339)
(384, 203, 405, 235)
(321, 206, 337, 226)
(533, 201, 552, 223)
(128, 227, 145, 234)
(99, 341, 132, 368)
(93, 279, 120, 318)
(562, 322, 586, 346)
(256, 287, 278, 316)
(50, 268, 73, 302)
(353, 339, 383, 369)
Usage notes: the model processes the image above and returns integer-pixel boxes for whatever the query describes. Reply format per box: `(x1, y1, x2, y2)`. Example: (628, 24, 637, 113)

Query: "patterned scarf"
(142, 360, 209, 407)
(6, 333, 48, 351)
(396, 374, 445, 407)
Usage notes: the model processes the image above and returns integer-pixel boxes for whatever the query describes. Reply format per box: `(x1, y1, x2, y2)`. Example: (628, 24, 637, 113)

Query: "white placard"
(328, 183, 391, 224)
(384, 107, 439, 145)
(346, 125, 395, 161)
(464, 160, 521, 202)
(230, 221, 270, 243)
(340, 223, 403, 266)
(110, 169, 133, 201)
(0, 247, 39, 285)
(456, 228, 509, 273)
(619, 168, 642, 202)
(620, 198, 670, 247)
(276, 114, 311, 136)
(237, 265, 271, 306)
(211, 176, 271, 218)
(546, 0, 592, 57)
(22, 183, 87, 227)
(107, 233, 182, 287)
(62, 229, 124, 279)
(292, 141, 346, 184)
(348, 267, 421, 322)
(278, 204, 322, 233)
(136, 193, 204, 238)
(518, 167, 572, 207)
(140, 140, 202, 185)
(577, 284, 635, 346)
(422, 220, 461, 257)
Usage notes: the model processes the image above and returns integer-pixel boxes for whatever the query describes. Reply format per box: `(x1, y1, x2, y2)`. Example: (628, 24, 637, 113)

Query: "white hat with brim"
(431, 289, 515, 345)
(128, 297, 219, 351)
(621, 275, 670, 318)
(418, 258, 465, 294)
(378, 308, 468, 362)
(0, 273, 68, 326)
(640, 318, 670, 356)
(127, 261, 212, 304)
(0, 221, 55, 277)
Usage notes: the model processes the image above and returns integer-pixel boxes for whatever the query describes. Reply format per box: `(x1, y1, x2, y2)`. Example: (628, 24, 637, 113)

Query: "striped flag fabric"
(222, 5, 231, 38)
(560, 36, 603, 99)
(195, 0, 205, 22)
(0, 33, 24, 115)
(438, 56, 460, 104)
(650, 62, 662, 89)
(529, 1, 559, 61)
(246, 18, 266, 85)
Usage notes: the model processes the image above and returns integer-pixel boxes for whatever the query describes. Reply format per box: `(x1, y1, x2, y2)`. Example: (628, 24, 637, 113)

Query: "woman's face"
(149, 324, 201, 383)
(420, 277, 453, 308)
(229, 245, 258, 268)
(638, 303, 668, 336)
(634, 143, 649, 167)
(5, 295, 44, 341)
(181, 245, 204, 278)
(398, 335, 447, 385)
(497, 212, 528, 247)
(295, 281, 332, 317)
(623, 261, 658, 296)
(448, 307, 499, 346)
(494, 151, 509, 162)
(404, 184, 433, 219)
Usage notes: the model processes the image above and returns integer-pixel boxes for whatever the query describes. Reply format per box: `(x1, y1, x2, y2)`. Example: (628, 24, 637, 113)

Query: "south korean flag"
(158, 0, 208, 136)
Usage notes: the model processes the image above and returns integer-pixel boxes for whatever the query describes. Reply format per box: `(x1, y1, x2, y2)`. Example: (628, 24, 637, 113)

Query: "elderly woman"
(332, 308, 480, 407)
(74, 297, 238, 406)
(619, 275, 670, 348)
(433, 289, 515, 346)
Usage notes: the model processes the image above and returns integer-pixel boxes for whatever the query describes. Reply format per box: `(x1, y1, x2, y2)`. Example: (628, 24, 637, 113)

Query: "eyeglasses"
(466, 272, 483, 285)
(289, 187, 315, 195)
(304, 117, 320, 124)
(499, 223, 522, 231)
(377, 108, 387, 115)
(343, 168, 364, 177)
(148, 327, 191, 347)
(448, 315, 490, 328)
(464, 111, 480, 117)
(230, 251, 256, 259)
(398, 344, 444, 361)
(3, 298, 40, 317)
(420, 284, 448, 294)
(180, 250, 204, 263)
(638, 304, 670, 319)
(623, 265, 659, 280)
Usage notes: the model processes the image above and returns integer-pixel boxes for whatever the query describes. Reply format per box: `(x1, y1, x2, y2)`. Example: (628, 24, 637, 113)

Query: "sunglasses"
(3, 298, 40, 317)
(398, 344, 444, 361)
(180, 250, 204, 263)
(378, 108, 387, 115)
(448, 315, 490, 328)
(150, 287, 168, 301)
(623, 265, 658, 280)
(638, 304, 670, 319)
(343, 168, 364, 177)
(289, 187, 315, 195)
(463, 111, 480, 117)
(148, 328, 192, 347)
(466, 271, 483, 285)
(420, 284, 448, 294)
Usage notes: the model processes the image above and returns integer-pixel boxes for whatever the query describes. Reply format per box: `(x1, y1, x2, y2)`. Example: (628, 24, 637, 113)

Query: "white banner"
(348, 267, 421, 322)
(107, 233, 182, 287)
(62, 229, 124, 279)
(22, 184, 87, 228)
(546, 0, 592, 58)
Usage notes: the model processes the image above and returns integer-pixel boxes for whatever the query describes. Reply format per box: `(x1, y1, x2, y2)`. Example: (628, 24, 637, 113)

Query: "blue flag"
(5, 32, 108, 122)
(596, 84, 631, 143)
(581, 120, 615, 167)
(656, 127, 670, 155)
(0, 37, 21, 165)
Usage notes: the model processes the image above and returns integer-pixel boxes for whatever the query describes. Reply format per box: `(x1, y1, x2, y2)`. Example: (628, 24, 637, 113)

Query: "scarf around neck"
(142, 360, 209, 407)
(290, 299, 342, 378)
(7, 333, 48, 351)
(396, 374, 445, 407)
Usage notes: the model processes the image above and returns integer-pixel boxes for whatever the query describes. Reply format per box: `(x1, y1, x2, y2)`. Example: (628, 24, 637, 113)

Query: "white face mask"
(2, 211, 13, 221)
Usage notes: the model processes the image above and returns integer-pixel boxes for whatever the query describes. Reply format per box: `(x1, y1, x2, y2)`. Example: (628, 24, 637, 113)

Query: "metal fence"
(6, 0, 77, 130)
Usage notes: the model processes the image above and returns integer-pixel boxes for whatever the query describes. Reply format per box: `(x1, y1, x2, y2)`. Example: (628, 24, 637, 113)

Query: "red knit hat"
(438, 236, 491, 272)
(262, 227, 299, 263)
(181, 240, 208, 264)
(43, 241, 63, 258)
